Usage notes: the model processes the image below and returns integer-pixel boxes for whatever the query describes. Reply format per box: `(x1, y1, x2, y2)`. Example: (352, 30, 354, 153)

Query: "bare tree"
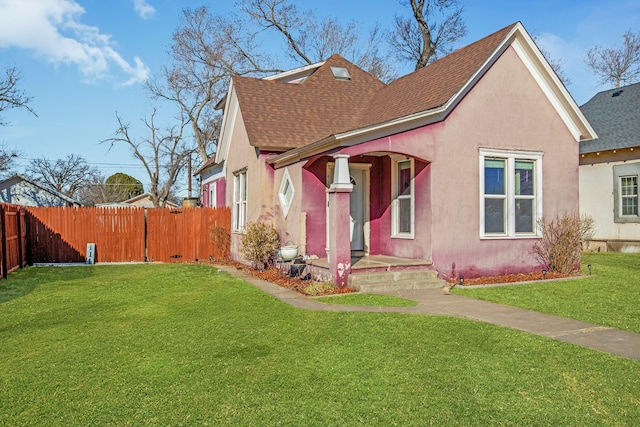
(146, 3, 394, 169)
(103, 110, 191, 208)
(533, 37, 572, 86)
(240, 0, 394, 80)
(586, 30, 640, 88)
(0, 145, 19, 177)
(0, 65, 37, 126)
(25, 154, 101, 199)
(387, 0, 467, 70)
(145, 7, 269, 165)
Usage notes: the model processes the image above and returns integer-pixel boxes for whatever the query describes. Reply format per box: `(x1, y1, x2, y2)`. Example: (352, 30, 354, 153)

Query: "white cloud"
(0, 0, 149, 85)
(132, 0, 156, 20)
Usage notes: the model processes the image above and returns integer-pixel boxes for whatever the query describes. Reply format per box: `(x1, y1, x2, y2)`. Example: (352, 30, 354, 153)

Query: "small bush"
(533, 212, 594, 274)
(241, 222, 280, 270)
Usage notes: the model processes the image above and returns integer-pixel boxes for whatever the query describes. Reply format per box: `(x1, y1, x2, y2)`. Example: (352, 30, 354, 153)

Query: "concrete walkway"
(219, 267, 640, 362)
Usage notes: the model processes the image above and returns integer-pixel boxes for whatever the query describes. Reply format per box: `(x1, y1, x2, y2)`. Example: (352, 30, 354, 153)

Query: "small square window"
(278, 168, 295, 218)
(330, 66, 351, 80)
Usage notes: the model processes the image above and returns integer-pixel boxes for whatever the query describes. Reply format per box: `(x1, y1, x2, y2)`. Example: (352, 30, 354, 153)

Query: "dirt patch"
(449, 271, 571, 286)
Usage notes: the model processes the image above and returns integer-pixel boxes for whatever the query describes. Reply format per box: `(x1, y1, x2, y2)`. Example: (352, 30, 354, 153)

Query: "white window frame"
(209, 181, 217, 208)
(278, 167, 295, 218)
(479, 149, 543, 239)
(233, 169, 247, 233)
(391, 156, 415, 239)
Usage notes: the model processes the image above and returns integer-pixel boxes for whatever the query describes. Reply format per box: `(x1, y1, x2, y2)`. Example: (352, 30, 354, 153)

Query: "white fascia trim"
(263, 61, 326, 81)
(509, 27, 597, 142)
(215, 82, 239, 164)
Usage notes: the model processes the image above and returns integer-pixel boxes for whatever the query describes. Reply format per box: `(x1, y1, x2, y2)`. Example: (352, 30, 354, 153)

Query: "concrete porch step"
(348, 269, 445, 293)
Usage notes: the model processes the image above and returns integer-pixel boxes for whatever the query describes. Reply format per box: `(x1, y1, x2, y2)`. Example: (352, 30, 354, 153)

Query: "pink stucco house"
(197, 22, 596, 289)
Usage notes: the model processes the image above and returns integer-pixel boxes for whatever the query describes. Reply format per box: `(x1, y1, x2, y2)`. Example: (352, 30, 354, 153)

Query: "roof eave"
(266, 105, 449, 169)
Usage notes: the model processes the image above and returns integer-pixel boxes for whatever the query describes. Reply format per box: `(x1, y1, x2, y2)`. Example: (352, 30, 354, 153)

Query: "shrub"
(241, 222, 280, 270)
(533, 212, 594, 274)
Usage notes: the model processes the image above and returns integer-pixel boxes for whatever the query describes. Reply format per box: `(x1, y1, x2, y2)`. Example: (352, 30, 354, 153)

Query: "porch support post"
(327, 154, 352, 288)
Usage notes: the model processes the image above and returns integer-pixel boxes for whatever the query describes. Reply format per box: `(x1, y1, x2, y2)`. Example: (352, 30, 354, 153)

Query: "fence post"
(0, 204, 7, 279)
(17, 207, 24, 269)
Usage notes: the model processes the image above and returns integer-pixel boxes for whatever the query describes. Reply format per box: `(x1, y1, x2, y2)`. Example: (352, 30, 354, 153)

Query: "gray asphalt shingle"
(579, 82, 640, 154)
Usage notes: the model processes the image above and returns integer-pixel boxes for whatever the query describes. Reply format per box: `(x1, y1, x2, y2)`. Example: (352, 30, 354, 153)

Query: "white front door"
(350, 169, 364, 251)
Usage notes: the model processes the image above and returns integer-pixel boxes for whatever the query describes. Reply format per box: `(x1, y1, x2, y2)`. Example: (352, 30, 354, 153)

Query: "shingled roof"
(231, 23, 518, 152)
(357, 23, 515, 129)
(579, 82, 640, 154)
(233, 55, 384, 151)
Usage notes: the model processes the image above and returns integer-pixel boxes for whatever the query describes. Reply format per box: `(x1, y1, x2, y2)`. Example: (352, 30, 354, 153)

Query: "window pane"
(515, 161, 534, 196)
(399, 198, 411, 233)
(622, 198, 638, 215)
(241, 173, 247, 201)
(515, 199, 534, 233)
(484, 198, 505, 233)
(398, 161, 411, 196)
(484, 159, 505, 195)
(621, 176, 637, 196)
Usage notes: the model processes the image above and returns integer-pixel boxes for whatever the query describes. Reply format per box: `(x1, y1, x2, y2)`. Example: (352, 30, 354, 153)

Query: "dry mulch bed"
(205, 259, 571, 293)
(208, 259, 354, 296)
(449, 271, 570, 286)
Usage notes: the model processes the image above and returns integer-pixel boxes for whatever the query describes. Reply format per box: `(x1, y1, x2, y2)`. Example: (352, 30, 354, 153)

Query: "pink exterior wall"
(201, 178, 226, 208)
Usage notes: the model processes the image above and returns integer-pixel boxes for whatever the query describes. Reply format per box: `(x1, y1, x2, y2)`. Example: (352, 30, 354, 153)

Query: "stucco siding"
(427, 46, 579, 278)
(224, 109, 275, 260)
(580, 160, 640, 242)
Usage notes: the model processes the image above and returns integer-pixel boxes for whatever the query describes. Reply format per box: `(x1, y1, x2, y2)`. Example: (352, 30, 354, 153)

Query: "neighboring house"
(198, 22, 595, 287)
(579, 82, 640, 252)
(0, 174, 81, 207)
(96, 193, 180, 208)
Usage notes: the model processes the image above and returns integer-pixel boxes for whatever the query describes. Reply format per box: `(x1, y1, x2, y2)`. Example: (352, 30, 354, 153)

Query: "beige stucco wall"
(580, 160, 640, 243)
(224, 108, 276, 260)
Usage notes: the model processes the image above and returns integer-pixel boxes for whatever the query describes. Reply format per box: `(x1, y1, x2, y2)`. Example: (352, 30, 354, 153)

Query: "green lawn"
(453, 252, 640, 334)
(1, 263, 639, 425)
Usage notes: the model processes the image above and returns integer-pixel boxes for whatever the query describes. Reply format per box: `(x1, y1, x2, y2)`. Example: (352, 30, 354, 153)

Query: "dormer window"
(331, 66, 351, 80)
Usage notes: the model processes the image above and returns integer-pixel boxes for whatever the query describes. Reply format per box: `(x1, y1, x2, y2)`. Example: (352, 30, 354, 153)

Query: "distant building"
(579, 82, 640, 252)
(96, 192, 180, 208)
(0, 174, 81, 207)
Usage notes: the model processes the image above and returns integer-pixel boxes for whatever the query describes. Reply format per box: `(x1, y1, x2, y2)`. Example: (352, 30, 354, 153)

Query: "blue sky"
(0, 0, 639, 195)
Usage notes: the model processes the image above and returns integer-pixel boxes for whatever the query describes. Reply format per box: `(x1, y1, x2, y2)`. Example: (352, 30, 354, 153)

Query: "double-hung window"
(480, 149, 542, 238)
(613, 163, 640, 223)
(392, 157, 414, 238)
(233, 169, 247, 232)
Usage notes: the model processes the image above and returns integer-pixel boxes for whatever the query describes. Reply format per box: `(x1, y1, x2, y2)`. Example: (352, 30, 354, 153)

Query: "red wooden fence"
(0, 204, 27, 278)
(27, 206, 146, 263)
(146, 208, 231, 262)
(25, 206, 230, 264)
